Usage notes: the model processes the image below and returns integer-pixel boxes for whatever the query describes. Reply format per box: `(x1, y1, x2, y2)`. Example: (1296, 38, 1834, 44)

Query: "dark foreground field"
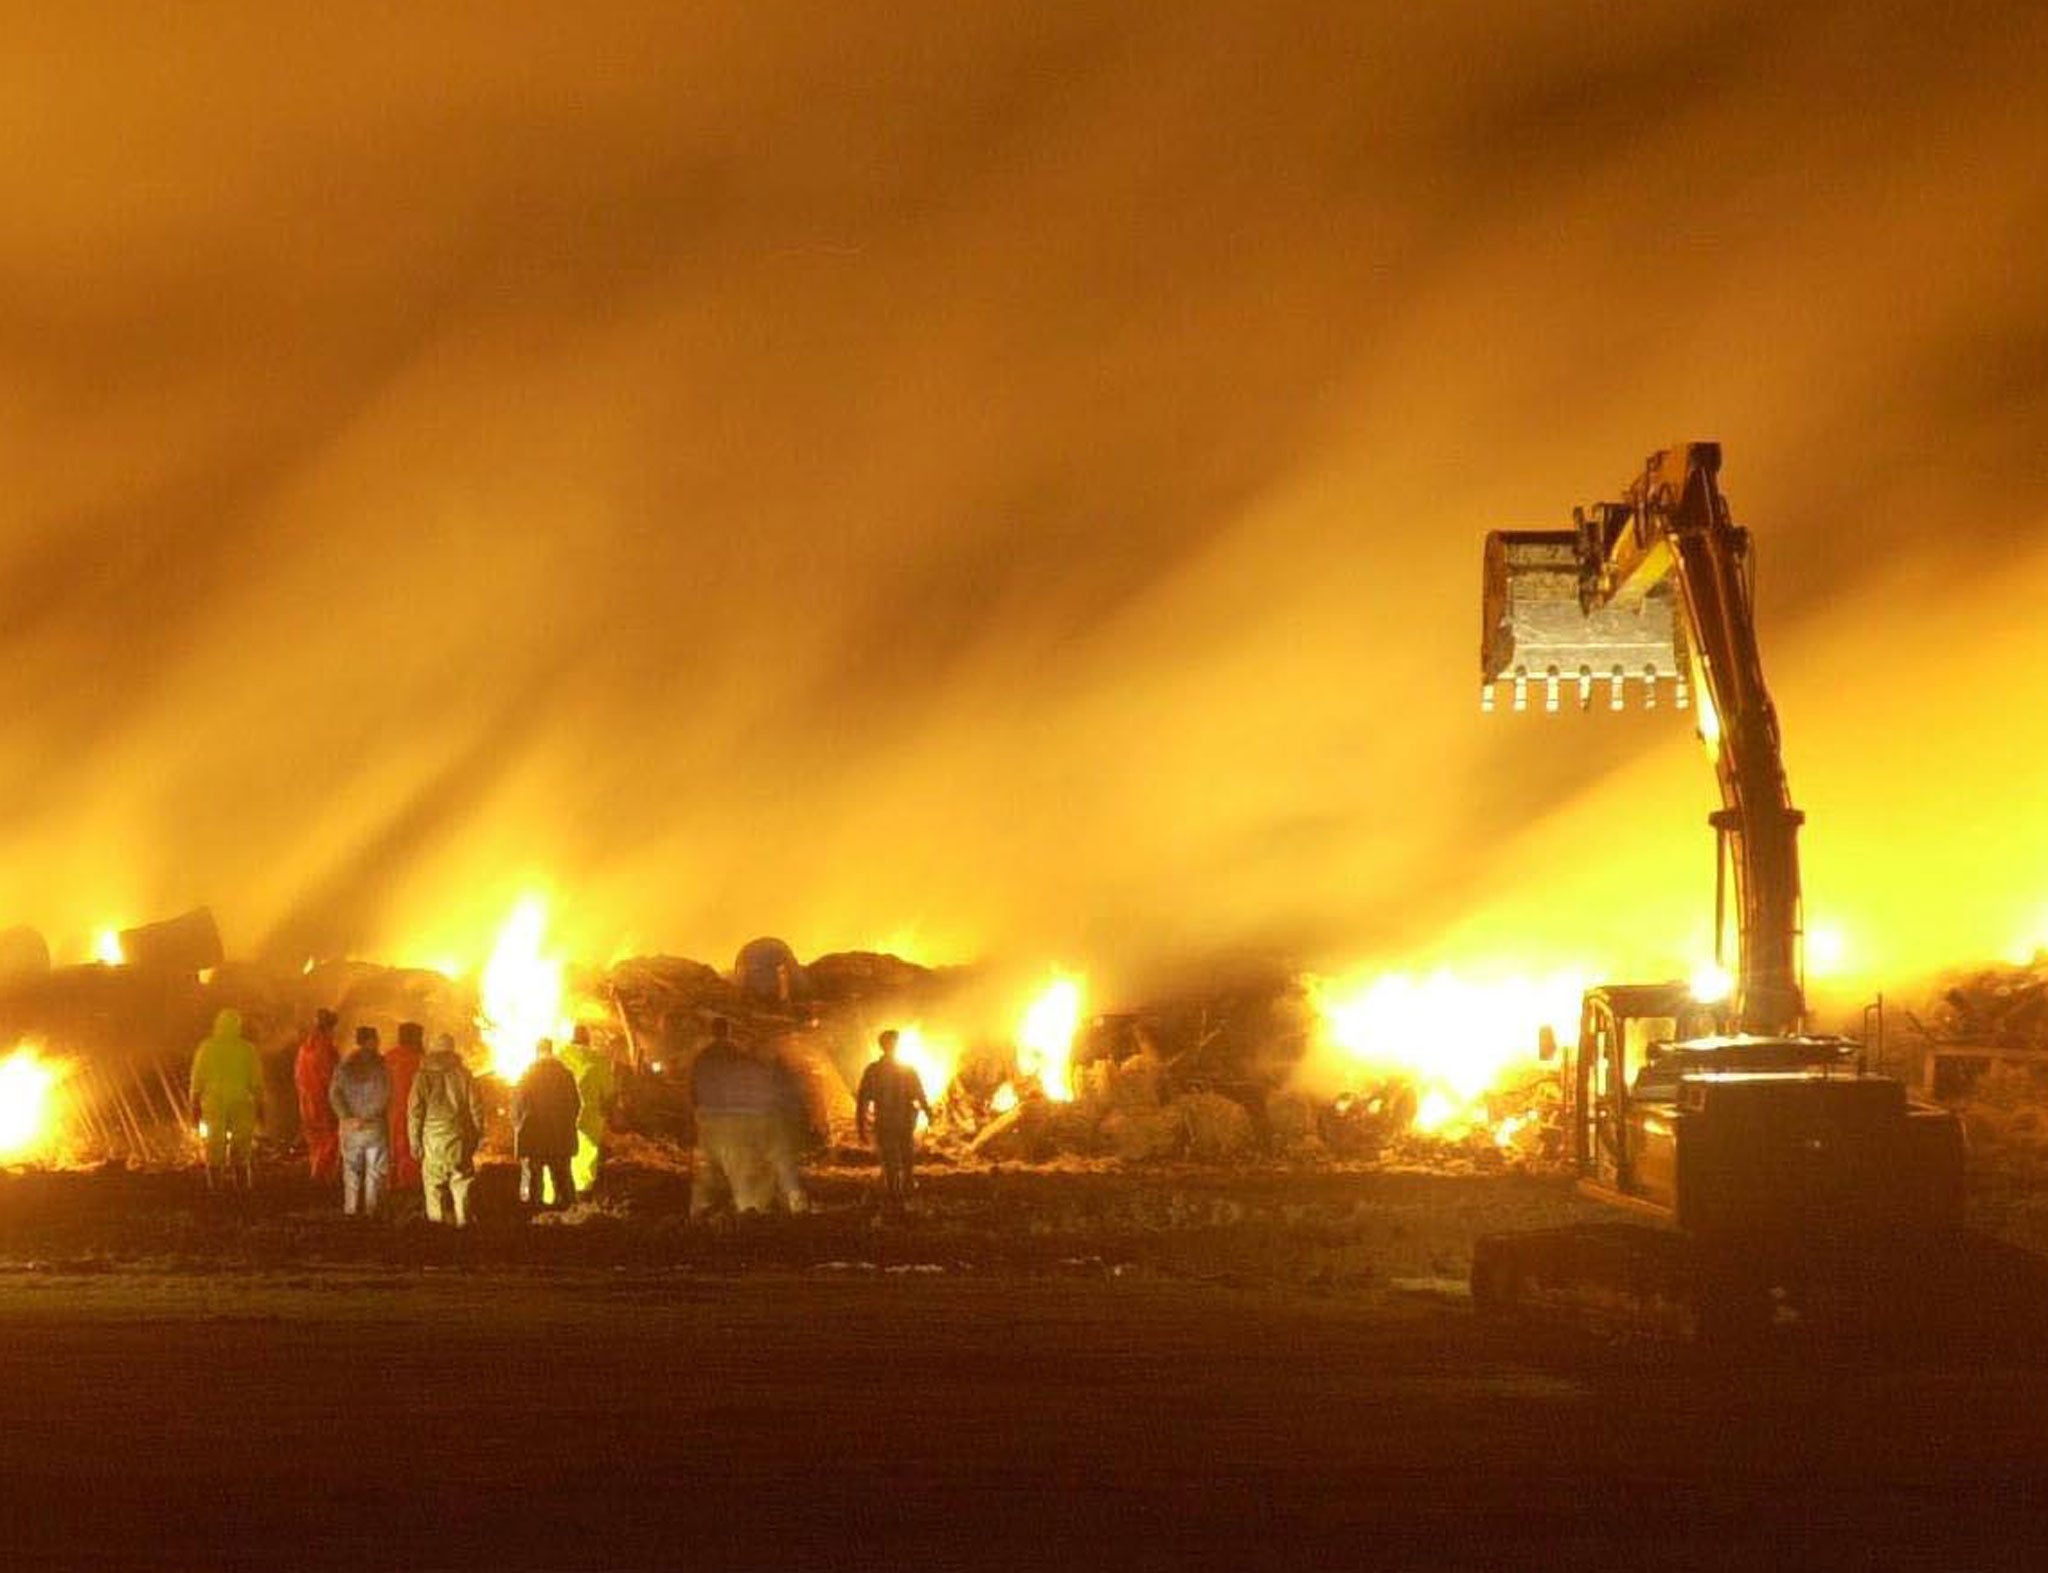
(3, 1164, 2047, 1570)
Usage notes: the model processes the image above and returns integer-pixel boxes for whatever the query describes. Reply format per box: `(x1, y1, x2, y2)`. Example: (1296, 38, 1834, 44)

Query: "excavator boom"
(1482, 442, 1802, 1032)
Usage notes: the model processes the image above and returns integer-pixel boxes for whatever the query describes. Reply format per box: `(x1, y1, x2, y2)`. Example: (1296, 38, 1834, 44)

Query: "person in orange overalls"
(293, 1009, 341, 1184)
(385, 1021, 426, 1193)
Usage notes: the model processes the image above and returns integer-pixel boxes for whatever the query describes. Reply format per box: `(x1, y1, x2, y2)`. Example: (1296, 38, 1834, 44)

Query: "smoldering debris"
(1, 925, 1556, 1171)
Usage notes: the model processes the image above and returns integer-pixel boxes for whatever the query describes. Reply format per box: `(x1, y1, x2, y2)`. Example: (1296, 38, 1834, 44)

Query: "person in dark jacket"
(856, 1029, 934, 1208)
(328, 1025, 392, 1217)
(513, 1037, 581, 1212)
(689, 1019, 806, 1217)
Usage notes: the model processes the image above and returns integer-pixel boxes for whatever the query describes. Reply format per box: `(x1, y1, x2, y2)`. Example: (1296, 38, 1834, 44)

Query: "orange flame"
(476, 896, 570, 1081)
(1017, 975, 1083, 1102)
(1306, 967, 1584, 1141)
(0, 1045, 64, 1161)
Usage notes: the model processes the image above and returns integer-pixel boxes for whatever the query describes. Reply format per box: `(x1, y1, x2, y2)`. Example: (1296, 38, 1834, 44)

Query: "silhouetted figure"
(856, 1029, 933, 1208)
(513, 1038, 580, 1212)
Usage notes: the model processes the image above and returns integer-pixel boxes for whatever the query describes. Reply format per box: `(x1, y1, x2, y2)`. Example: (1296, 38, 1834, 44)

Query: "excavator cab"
(1569, 984, 1723, 1203)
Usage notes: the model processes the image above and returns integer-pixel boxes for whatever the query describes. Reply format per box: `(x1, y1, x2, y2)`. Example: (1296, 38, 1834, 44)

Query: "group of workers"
(296, 1012, 497, 1224)
(188, 1005, 934, 1221)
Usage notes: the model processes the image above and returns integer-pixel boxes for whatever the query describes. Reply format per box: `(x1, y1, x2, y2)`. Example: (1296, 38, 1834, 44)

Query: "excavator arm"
(1481, 442, 1805, 1032)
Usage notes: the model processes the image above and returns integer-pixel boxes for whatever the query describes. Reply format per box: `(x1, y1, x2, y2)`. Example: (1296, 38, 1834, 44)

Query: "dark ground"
(3, 1161, 2047, 1570)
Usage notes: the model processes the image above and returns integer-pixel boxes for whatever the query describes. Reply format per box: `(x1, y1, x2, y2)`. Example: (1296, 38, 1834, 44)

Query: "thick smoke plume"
(3, 3, 2046, 997)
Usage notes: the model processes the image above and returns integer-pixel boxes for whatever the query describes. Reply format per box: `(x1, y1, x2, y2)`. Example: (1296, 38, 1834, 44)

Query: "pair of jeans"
(340, 1124, 390, 1215)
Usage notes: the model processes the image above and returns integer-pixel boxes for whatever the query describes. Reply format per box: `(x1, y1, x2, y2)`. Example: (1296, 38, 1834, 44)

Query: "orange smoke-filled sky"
(3, 3, 2046, 989)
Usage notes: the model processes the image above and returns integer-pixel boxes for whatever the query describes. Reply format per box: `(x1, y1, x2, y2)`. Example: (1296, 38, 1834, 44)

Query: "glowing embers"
(1309, 967, 1583, 1144)
(477, 896, 570, 1081)
(0, 1045, 64, 1161)
(1016, 975, 1083, 1102)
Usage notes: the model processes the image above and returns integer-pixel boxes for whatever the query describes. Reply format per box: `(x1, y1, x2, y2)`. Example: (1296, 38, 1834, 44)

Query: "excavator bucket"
(1481, 529, 1687, 713)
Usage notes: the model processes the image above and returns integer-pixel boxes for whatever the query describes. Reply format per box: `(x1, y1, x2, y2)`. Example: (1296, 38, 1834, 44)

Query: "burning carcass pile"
(0, 894, 1574, 1176)
(1903, 957, 2048, 1182)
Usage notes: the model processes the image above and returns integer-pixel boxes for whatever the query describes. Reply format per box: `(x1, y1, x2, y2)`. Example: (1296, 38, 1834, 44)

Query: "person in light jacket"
(189, 1008, 265, 1190)
(409, 1033, 486, 1226)
(328, 1025, 392, 1217)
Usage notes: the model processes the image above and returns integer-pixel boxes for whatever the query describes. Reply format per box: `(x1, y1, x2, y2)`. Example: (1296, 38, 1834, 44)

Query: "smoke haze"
(4, 2, 2046, 992)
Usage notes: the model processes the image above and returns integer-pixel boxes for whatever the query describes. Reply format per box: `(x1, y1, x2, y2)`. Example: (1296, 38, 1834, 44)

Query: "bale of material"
(1264, 1089, 1322, 1156)
(119, 907, 224, 974)
(733, 936, 810, 1004)
(805, 951, 934, 1004)
(975, 1098, 1100, 1162)
(0, 926, 50, 983)
(607, 955, 732, 1012)
(333, 968, 473, 1044)
(768, 1030, 856, 1135)
(1106, 1052, 1167, 1109)
(1175, 1091, 1256, 1162)
(1100, 1106, 1184, 1162)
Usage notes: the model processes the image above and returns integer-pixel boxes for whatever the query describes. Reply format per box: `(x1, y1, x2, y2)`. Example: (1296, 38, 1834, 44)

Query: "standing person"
(559, 1023, 617, 1196)
(765, 1033, 814, 1215)
(384, 1021, 426, 1195)
(328, 1025, 392, 1218)
(293, 1009, 341, 1185)
(689, 1019, 804, 1217)
(409, 1033, 486, 1227)
(512, 1038, 580, 1213)
(855, 1029, 934, 1209)
(189, 1008, 266, 1190)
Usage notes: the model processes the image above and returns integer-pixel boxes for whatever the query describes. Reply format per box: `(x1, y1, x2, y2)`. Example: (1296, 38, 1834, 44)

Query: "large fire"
(1017, 975, 1083, 1102)
(476, 896, 570, 1081)
(891, 1025, 961, 1110)
(0, 1045, 64, 1162)
(1306, 968, 1586, 1142)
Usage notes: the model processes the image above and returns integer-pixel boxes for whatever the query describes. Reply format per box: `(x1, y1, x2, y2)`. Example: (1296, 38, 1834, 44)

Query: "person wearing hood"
(512, 1037, 580, 1213)
(558, 1023, 617, 1196)
(408, 1033, 486, 1226)
(385, 1021, 426, 1194)
(328, 1025, 392, 1217)
(293, 1008, 342, 1184)
(189, 1008, 265, 1189)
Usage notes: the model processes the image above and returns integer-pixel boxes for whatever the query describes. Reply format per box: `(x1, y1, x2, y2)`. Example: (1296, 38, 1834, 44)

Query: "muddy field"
(4, 1160, 2048, 1569)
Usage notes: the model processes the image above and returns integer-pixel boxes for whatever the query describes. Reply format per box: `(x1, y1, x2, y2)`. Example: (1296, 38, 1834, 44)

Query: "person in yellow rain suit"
(188, 1008, 265, 1189)
(558, 1024, 617, 1195)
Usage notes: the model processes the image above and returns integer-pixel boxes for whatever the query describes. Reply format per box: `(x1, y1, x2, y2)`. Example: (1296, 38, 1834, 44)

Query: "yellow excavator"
(1472, 444, 1965, 1335)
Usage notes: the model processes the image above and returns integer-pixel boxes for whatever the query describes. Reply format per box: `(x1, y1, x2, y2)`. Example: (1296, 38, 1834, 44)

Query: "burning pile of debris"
(1920, 958, 2048, 1056)
(0, 898, 1570, 1173)
(1909, 959, 2048, 1181)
